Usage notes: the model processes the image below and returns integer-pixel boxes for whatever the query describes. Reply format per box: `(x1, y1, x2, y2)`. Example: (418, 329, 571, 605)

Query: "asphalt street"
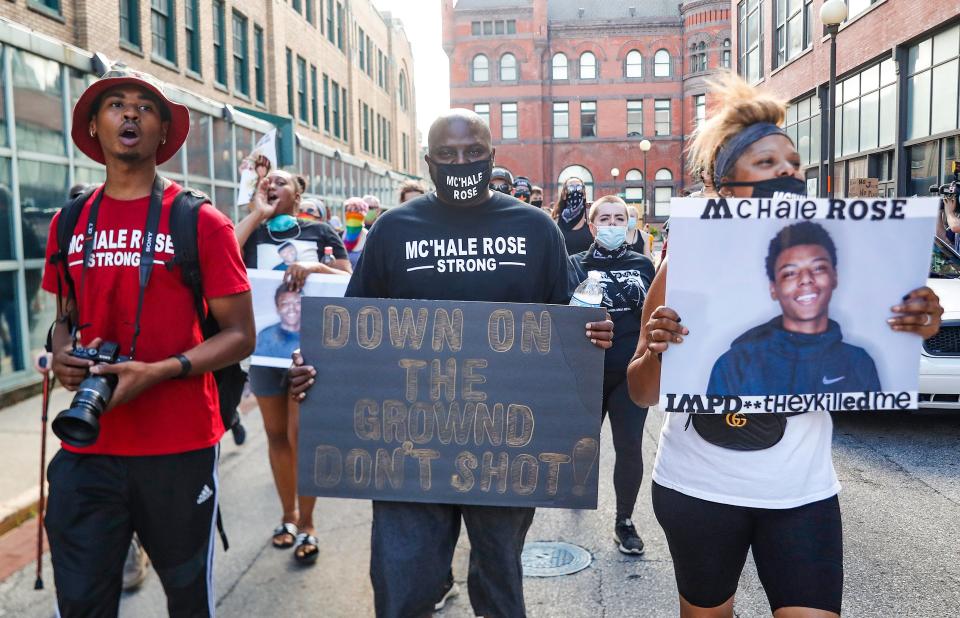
(1, 406, 959, 617)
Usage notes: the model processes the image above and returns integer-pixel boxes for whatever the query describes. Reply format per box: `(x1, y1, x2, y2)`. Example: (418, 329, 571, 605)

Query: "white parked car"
(918, 237, 960, 410)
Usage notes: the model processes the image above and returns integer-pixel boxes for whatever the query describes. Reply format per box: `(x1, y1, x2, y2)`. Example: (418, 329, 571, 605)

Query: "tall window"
(848, 0, 881, 21)
(326, 0, 335, 43)
(472, 54, 489, 82)
(341, 86, 348, 141)
(254, 26, 265, 103)
(331, 79, 341, 138)
(722, 39, 731, 68)
(654, 50, 671, 77)
(553, 102, 569, 138)
(232, 11, 249, 96)
(120, 0, 141, 47)
(775, 0, 813, 67)
(694, 95, 706, 129)
(286, 49, 294, 116)
(655, 99, 671, 136)
(552, 53, 568, 80)
(336, 2, 344, 51)
(297, 56, 308, 121)
(358, 27, 366, 71)
(625, 169, 644, 203)
(399, 70, 408, 110)
(323, 74, 330, 131)
(835, 58, 898, 154)
(654, 169, 673, 217)
(738, 0, 763, 83)
(697, 42, 707, 72)
(500, 53, 517, 81)
(306, 0, 314, 25)
(213, 1, 227, 85)
(366, 38, 373, 78)
(311, 66, 319, 127)
(579, 52, 597, 79)
(785, 94, 821, 167)
(151, 0, 176, 64)
(627, 100, 643, 135)
(580, 101, 597, 137)
(501, 102, 518, 139)
(362, 102, 370, 151)
(625, 50, 642, 78)
(185, 0, 201, 73)
(907, 25, 960, 140)
(292, 0, 301, 13)
(474, 103, 490, 126)
(32, 0, 60, 15)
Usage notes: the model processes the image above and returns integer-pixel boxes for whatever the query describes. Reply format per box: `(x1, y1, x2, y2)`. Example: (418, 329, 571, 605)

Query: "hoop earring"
(89, 129, 96, 138)
(161, 137, 167, 145)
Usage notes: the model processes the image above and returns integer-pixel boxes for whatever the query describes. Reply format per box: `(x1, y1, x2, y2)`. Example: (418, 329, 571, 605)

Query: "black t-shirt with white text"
(346, 191, 572, 304)
(242, 220, 347, 270)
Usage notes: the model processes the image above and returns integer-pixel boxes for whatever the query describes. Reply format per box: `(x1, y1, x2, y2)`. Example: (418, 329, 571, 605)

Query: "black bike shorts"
(652, 482, 843, 614)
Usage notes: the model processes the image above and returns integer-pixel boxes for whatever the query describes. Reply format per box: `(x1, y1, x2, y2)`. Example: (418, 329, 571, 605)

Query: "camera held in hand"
(52, 340, 129, 447)
(931, 161, 959, 203)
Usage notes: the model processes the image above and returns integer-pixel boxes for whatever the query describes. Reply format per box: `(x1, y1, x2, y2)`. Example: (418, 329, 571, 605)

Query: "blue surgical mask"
(596, 225, 627, 250)
(267, 214, 299, 233)
(627, 216, 638, 232)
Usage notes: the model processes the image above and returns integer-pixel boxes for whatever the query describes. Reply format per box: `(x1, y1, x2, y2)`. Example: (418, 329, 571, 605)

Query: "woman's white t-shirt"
(652, 410, 840, 509)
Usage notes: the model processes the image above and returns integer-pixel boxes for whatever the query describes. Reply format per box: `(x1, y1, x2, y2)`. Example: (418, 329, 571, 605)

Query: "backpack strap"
(168, 188, 210, 325)
(48, 187, 98, 327)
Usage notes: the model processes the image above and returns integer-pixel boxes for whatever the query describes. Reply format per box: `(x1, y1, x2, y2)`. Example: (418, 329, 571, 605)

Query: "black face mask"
(490, 182, 512, 194)
(531, 199, 543, 208)
(432, 159, 493, 204)
(722, 176, 807, 198)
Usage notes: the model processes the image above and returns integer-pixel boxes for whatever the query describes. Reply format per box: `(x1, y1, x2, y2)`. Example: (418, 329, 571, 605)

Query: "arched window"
(558, 164, 594, 202)
(472, 54, 489, 82)
(500, 53, 517, 81)
(654, 168, 673, 217)
(579, 51, 597, 79)
(722, 39, 731, 68)
(697, 42, 707, 72)
(552, 53, 568, 80)
(398, 70, 408, 110)
(654, 49, 671, 77)
(624, 168, 644, 202)
(625, 50, 642, 78)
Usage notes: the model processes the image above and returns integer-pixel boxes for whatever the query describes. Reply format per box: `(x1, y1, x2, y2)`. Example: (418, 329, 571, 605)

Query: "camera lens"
(51, 374, 117, 447)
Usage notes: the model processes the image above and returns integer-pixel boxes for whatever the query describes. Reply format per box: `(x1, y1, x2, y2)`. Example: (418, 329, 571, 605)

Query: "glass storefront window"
(187, 114, 211, 177)
(159, 149, 184, 176)
(931, 60, 958, 135)
(944, 136, 959, 181)
(908, 141, 939, 196)
(69, 69, 96, 163)
(19, 160, 68, 257)
(74, 165, 106, 187)
(907, 72, 931, 140)
(0, 271, 24, 375)
(12, 50, 65, 155)
(186, 181, 213, 199)
(25, 267, 54, 374)
(0, 159, 13, 261)
(235, 126, 254, 163)
(214, 186, 236, 222)
(312, 154, 322, 194)
(0, 47, 7, 147)
(908, 25, 960, 140)
(213, 118, 233, 181)
(835, 58, 896, 156)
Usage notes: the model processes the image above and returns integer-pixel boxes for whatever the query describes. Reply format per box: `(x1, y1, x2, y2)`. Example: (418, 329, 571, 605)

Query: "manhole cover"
(521, 541, 592, 577)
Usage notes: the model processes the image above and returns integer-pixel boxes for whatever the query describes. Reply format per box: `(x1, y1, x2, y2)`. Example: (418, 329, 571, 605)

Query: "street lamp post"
(820, 0, 848, 199)
(610, 167, 620, 196)
(639, 139, 652, 219)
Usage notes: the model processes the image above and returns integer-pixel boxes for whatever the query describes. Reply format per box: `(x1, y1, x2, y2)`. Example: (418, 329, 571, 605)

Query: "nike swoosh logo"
(822, 376, 845, 385)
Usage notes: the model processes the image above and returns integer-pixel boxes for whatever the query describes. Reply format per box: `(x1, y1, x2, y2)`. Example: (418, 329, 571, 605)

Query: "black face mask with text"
(721, 176, 807, 198)
(432, 159, 493, 204)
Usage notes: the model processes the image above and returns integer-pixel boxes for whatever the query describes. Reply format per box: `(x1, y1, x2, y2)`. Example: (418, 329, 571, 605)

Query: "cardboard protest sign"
(661, 196, 938, 414)
(236, 129, 277, 207)
(249, 269, 349, 367)
(297, 298, 605, 509)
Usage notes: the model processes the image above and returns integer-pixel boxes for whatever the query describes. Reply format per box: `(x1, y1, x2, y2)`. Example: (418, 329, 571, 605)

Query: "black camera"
(52, 341, 129, 447)
(931, 161, 959, 200)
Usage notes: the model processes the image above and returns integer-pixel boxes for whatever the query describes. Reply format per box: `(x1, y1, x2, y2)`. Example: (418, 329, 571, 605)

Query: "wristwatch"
(173, 354, 192, 379)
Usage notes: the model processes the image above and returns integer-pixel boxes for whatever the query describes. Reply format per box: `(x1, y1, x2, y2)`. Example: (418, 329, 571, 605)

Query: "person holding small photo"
(627, 73, 943, 618)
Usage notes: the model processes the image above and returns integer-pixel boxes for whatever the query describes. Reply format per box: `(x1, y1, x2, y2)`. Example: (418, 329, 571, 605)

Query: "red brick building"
(730, 0, 959, 198)
(442, 0, 731, 222)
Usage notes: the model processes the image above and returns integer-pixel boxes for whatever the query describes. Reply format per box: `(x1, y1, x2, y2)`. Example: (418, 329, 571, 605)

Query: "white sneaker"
(122, 535, 151, 591)
(433, 582, 460, 611)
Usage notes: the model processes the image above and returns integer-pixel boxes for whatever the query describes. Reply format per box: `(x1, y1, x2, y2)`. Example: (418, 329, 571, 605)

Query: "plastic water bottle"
(570, 270, 603, 307)
(322, 246, 335, 266)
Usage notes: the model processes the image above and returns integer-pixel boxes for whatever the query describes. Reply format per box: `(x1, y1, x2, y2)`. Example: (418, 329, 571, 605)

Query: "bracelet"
(172, 354, 192, 379)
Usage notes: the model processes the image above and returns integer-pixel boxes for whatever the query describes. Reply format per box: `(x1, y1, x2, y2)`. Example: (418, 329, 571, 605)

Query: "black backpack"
(49, 184, 247, 436)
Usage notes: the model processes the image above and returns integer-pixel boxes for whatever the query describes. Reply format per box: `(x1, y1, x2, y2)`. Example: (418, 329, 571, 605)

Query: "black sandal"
(293, 532, 319, 565)
(272, 522, 298, 549)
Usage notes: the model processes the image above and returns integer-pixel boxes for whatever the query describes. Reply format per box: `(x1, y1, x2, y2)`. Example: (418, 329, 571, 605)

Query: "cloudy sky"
(373, 0, 450, 145)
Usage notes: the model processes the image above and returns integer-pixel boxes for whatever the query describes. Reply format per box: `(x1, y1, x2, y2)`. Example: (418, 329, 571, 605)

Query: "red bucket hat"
(71, 63, 190, 165)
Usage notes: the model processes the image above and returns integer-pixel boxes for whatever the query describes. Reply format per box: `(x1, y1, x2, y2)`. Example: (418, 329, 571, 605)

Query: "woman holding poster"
(569, 195, 655, 556)
(627, 74, 944, 618)
(234, 169, 351, 564)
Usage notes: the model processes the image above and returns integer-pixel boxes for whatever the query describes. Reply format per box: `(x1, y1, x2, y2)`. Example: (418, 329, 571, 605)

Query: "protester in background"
(43, 65, 255, 616)
(625, 204, 650, 257)
(513, 176, 533, 203)
(569, 195, 655, 556)
(298, 198, 324, 223)
(289, 109, 614, 618)
(627, 73, 944, 618)
(399, 179, 426, 204)
(342, 197, 370, 268)
(362, 194, 381, 229)
(531, 185, 545, 209)
(552, 176, 593, 255)
(490, 166, 514, 195)
(234, 169, 349, 565)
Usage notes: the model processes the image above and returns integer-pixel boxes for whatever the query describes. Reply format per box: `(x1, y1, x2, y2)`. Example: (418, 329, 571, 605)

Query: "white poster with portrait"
(249, 269, 350, 368)
(236, 129, 278, 207)
(660, 196, 938, 414)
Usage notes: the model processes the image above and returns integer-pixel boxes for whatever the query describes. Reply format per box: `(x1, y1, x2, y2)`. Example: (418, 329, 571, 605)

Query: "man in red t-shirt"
(43, 64, 254, 617)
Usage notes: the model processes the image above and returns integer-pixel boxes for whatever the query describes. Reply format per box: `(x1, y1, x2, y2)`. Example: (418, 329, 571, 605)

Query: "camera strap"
(80, 176, 165, 360)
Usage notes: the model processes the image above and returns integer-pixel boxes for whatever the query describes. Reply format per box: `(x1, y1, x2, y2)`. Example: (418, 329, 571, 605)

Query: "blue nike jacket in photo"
(707, 316, 882, 396)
